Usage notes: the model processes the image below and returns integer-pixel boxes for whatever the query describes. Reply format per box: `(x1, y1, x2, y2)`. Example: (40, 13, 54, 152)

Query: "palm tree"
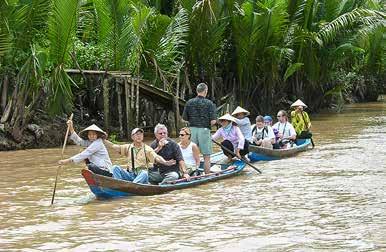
(0, 0, 79, 141)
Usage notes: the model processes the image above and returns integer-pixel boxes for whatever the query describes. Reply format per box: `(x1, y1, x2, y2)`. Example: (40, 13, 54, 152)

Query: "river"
(0, 101, 385, 251)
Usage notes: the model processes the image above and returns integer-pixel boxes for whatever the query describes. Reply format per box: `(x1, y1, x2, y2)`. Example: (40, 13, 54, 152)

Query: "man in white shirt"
(272, 110, 296, 148)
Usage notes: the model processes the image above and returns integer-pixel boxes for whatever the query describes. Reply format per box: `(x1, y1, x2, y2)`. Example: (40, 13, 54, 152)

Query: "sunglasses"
(179, 133, 190, 136)
(158, 132, 167, 135)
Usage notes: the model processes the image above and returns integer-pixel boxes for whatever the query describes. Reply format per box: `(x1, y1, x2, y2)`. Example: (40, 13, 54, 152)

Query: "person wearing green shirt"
(290, 99, 312, 139)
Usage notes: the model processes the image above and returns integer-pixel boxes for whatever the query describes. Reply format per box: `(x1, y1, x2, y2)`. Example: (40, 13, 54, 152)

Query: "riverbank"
(0, 111, 67, 151)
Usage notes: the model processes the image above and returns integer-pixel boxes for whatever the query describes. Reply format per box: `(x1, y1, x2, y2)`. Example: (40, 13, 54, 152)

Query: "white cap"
(131, 128, 144, 136)
(231, 106, 250, 116)
(218, 113, 237, 124)
(291, 99, 307, 108)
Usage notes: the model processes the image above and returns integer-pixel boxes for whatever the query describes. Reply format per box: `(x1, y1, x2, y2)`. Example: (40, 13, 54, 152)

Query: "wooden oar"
(51, 113, 73, 205)
(310, 137, 315, 148)
(212, 139, 262, 174)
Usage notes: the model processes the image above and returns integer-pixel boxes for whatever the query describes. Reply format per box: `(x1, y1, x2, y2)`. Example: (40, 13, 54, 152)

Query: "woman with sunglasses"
(272, 110, 296, 149)
(178, 127, 200, 176)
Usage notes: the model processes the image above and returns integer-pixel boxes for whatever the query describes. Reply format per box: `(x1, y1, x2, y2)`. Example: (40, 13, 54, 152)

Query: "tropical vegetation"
(0, 0, 385, 141)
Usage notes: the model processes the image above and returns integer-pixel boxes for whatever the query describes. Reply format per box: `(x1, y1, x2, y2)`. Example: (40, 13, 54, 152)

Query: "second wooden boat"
(248, 138, 312, 161)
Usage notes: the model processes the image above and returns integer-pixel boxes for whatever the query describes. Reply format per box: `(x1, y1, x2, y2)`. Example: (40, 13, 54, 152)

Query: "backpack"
(252, 126, 268, 140)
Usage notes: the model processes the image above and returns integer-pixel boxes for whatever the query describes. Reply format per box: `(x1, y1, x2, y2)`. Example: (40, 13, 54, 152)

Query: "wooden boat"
(81, 152, 246, 199)
(248, 138, 312, 161)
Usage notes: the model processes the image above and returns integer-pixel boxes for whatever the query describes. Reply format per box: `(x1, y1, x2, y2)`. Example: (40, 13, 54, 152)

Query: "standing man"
(182, 83, 217, 174)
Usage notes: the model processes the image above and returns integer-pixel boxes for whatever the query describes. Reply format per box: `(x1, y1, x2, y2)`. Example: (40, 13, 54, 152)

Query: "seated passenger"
(178, 127, 200, 176)
(251, 116, 275, 149)
(104, 128, 175, 184)
(58, 120, 113, 177)
(149, 124, 190, 184)
(232, 106, 252, 142)
(290, 99, 312, 139)
(272, 110, 296, 149)
(212, 113, 249, 162)
(263, 115, 273, 126)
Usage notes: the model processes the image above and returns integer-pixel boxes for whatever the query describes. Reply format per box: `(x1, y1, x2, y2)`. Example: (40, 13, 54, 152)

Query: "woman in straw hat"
(231, 106, 252, 142)
(58, 120, 113, 177)
(290, 99, 312, 139)
(212, 113, 249, 162)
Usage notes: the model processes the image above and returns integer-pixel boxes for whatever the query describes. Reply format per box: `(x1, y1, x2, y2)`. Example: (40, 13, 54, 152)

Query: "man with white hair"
(182, 83, 217, 174)
(149, 124, 190, 184)
(104, 128, 176, 184)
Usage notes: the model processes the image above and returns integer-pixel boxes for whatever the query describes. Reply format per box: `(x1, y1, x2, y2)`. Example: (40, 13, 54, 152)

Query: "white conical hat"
(80, 124, 107, 138)
(218, 113, 237, 123)
(291, 99, 307, 108)
(231, 106, 250, 116)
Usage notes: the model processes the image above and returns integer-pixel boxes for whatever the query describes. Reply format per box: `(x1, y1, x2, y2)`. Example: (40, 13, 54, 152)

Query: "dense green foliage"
(0, 0, 385, 139)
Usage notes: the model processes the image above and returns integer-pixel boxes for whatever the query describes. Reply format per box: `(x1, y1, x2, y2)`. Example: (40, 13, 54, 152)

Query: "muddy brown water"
(0, 102, 385, 251)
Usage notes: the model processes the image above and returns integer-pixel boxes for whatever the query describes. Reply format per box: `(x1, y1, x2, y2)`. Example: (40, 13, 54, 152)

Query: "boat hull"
(248, 138, 312, 161)
(82, 156, 246, 199)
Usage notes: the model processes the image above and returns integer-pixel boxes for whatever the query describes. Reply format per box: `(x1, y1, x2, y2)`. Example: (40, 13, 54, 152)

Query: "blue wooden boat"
(248, 138, 312, 161)
(81, 153, 246, 199)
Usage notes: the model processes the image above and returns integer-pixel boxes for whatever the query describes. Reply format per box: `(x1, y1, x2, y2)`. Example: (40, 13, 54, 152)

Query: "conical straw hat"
(80, 124, 107, 138)
(291, 99, 307, 108)
(231, 106, 250, 116)
(218, 113, 237, 124)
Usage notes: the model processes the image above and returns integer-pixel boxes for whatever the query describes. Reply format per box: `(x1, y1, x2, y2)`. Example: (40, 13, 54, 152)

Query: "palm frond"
(15, 0, 52, 50)
(47, 0, 79, 64)
(125, 4, 154, 73)
(47, 0, 79, 114)
(156, 8, 189, 72)
(284, 62, 304, 80)
(317, 8, 385, 45)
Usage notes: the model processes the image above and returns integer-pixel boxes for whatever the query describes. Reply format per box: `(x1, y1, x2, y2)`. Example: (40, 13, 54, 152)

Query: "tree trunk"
(1, 85, 18, 124)
(174, 69, 181, 135)
(103, 77, 110, 131)
(184, 66, 192, 96)
(116, 81, 123, 136)
(124, 77, 130, 138)
(130, 77, 135, 129)
(1, 75, 8, 113)
(78, 94, 84, 121)
(211, 76, 215, 101)
(136, 77, 139, 126)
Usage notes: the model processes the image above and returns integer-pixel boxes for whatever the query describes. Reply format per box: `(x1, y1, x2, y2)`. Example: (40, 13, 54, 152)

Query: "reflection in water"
(0, 102, 385, 251)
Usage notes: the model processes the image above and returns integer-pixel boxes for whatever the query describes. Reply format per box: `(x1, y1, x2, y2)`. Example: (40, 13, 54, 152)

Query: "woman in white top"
(178, 127, 200, 176)
(232, 106, 252, 142)
(272, 110, 296, 149)
(58, 120, 113, 177)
